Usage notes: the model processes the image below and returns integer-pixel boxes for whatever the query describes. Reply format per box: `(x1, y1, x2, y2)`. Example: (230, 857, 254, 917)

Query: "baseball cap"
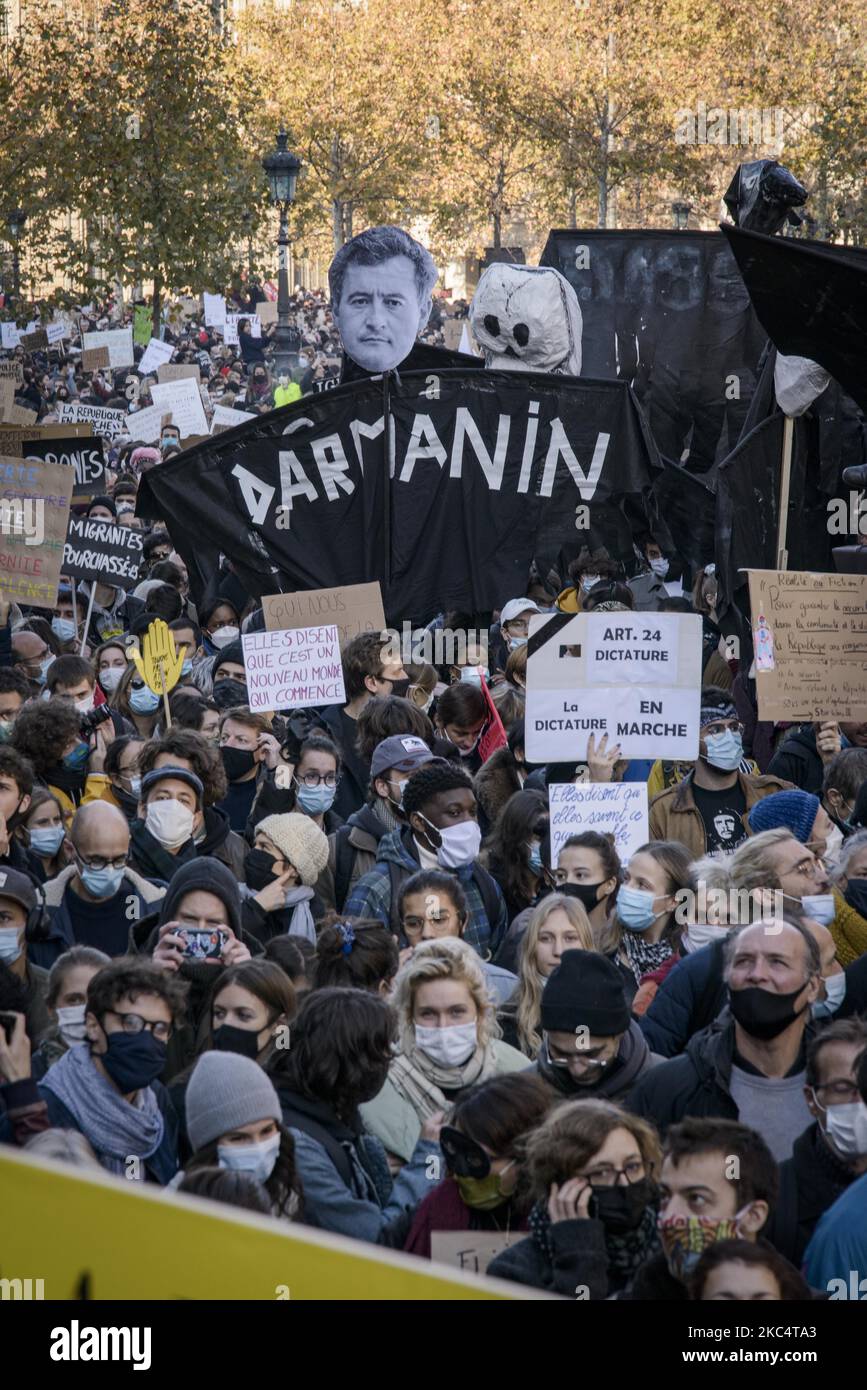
(141, 765, 204, 808)
(0, 868, 38, 915)
(500, 598, 541, 624)
(370, 735, 435, 780)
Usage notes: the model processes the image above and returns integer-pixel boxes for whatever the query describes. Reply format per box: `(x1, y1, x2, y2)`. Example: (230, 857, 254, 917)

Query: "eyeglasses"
(104, 1010, 171, 1043)
(543, 1035, 609, 1072)
(812, 1080, 861, 1105)
(791, 857, 824, 879)
(77, 853, 128, 872)
(702, 721, 745, 738)
(295, 773, 339, 789)
(579, 1160, 646, 1188)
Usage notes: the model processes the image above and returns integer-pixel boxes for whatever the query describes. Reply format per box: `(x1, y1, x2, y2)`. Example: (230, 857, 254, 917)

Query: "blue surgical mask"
(181, 658, 193, 676)
(36, 656, 55, 686)
(218, 1134, 280, 1183)
(801, 893, 836, 927)
(459, 666, 489, 687)
(812, 971, 847, 1019)
(79, 864, 125, 898)
(52, 616, 77, 643)
(29, 825, 66, 857)
(161, 436, 176, 450)
(508, 637, 527, 651)
(63, 741, 91, 771)
(527, 842, 544, 875)
(295, 782, 336, 816)
(0, 928, 22, 964)
(129, 685, 161, 714)
(703, 729, 743, 772)
(617, 885, 665, 933)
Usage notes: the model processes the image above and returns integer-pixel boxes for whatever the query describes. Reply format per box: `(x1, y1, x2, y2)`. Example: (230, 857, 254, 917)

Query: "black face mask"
(211, 1023, 261, 1059)
(390, 679, 410, 699)
(101, 1029, 167, 1093)
(589, 1178, 655, 1234)
(844, 878, 867, 919)
(112, 783, 140, 822)
(212, 678, 249, 711)
(558, 880, 606, 912)
(728, 983, 810, 1041)
(244, 847, 278, 892)
(221, 746, 257, 783)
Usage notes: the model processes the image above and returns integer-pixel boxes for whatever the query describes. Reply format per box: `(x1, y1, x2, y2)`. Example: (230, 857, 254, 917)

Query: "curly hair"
(273, 987, 395, 1125)
(0, 744, 35, 798)
(401, 759, 474, 822)
(355, 696, 433, 763)
(523, 1099, 662, 1201)
(11, 700, 80, 776)
(138, 727, 228, 805)
(86, 955, 188, 1028)
(390, 937, 500, 1052)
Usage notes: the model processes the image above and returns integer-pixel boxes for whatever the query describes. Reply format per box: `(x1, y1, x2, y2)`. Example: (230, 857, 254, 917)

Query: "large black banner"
(539, 229, 769, 473)
(138, 369, 660, 621)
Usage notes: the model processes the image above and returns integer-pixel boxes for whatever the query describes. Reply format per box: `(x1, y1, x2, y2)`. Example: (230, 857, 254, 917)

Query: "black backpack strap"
(283, 1108, 354, 1189)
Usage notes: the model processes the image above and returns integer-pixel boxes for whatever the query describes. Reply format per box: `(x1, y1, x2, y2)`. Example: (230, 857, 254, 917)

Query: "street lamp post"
(671, 200, 691, 231)
(262, 129, 302, 377)
(7, 208, 26, 299)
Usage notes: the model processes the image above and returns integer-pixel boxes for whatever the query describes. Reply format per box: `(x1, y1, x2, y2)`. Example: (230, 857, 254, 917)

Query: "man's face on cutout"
(335, 255, 428, 372)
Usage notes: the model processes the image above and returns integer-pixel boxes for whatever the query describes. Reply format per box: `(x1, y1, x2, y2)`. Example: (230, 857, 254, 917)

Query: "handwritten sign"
(57, 402, 126, 436)
(223, 313, 261, 345)
(81, 345, 110, 371)
(257, 300, 278, 325)
(23, 436, 106, 499)
(0, 403, 37, 426)
(150, 379, 208, 440)
(748, 570, 867, 721)
(548, 782, 649, 869)
(430, 1231, 519, 1274)
(0, 361, 24, 386)
(63, 516, 144, 590)
(211, 404, 255, 434)
(138, 337, 174, 376)
(526, 611, 703, 762)
(157, 363, 201, 385)
(81, 327, 134, 369)
(0, 455, 74, 609)
(0, 422, 92, 458)
(262, 583, 385, 646)
(242, 625, 345, 712)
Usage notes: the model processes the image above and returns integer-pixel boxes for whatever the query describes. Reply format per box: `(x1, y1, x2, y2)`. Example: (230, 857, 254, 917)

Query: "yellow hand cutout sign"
(129, 619, 186, 695)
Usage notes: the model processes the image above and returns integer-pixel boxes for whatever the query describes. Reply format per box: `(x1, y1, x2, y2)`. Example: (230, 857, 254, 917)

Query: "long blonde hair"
(390, 937, 500, 1052)
(515, 894, 594, 1059)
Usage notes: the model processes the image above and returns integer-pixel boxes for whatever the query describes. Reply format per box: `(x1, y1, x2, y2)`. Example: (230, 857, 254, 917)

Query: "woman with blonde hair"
(499, 894, 594, 1058)
(488, 1098, 662, 1297)
(360, 937, 527, 1165)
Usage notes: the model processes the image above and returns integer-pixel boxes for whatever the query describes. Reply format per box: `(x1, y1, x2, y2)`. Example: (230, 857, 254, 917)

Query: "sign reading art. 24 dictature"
(525, 610, 703, 762)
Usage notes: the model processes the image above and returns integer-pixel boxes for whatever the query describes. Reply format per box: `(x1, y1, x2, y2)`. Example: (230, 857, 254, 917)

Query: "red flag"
(478, 676, 507, 763)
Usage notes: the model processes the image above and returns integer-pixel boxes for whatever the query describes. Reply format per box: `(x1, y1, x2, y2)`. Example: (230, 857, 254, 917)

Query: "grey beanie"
(185, 1051, 282, 1153)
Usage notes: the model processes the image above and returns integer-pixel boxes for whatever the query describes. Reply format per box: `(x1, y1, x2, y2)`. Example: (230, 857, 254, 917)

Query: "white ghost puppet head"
(468, 264, 582, 376)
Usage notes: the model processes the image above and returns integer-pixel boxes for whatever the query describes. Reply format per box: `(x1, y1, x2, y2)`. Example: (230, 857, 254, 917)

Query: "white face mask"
(801, 893, 836, 928)
(823, 825, 844, 862)
(210, 626, 239, 650)
(145, 798, 195, 848)
(217, 1133, 280, 1183)
(822, 1100, 867, 1159)
(812, 970, 847, 1019)
(649, 557, 670, 578)
(684, 921, 731, 953)
(581, 574, 600, 593)
(0, 927, 22, 964)
(74, 695, 95, 715)
(56, 1003, 88, 1047)
(99, 667, 124, 693)
(414, 1021, 477, 1068)
(421, 816, 482, 870)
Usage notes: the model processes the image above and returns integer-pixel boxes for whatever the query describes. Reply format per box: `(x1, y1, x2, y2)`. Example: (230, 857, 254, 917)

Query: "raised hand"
(130, 618, 186, 695)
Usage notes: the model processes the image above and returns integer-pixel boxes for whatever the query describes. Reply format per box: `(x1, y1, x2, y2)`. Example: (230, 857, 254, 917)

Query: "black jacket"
(766, 1121, 861, 1268)
(638, 939, 728, 1058)
(310, 704, 370, 821)
(767, 725, 824, 795)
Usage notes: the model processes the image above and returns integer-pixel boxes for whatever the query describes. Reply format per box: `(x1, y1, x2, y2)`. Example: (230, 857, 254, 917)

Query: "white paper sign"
(203, 293, 227, 326)
(123, 402, 165, 444)
(548, 782, 649, 868)
(81, 327, 134, 369)
(57, 402, 127, 436)
(526, 611, 702, 762)
(223, 313, 261, 345)
(0, 322, 36, 349)
(242, 625, 345, 712)
(138, 337, 174, 376)
(46, 322, 68, 345)
(211, 404, 256, 433)
(150, 379, 208, 440)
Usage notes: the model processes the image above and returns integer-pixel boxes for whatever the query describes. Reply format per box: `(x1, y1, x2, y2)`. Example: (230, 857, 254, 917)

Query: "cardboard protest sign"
(0, 378, 15, 411)
(525, 611, 703, 762)
(548, 782, 649, 868)
(0, 422, 92, 458)
(210, 404, 255, 434)
(0, 454, 74, 609)
(23, 436, 106, 499)
(57, 402, 127, 436)
(203, 293, 227, 326)
(19, 327, 49, 352)
(257, 300, 278, 325)
(242, 625, 345, 712)
(81, 327, 134, 370)
(430, 1231, 520, 1275)
(0, 361, 24, 386)
(442, 319, 466, 353)
(138, 337, 174, 376)
(0, 403, 37, 426)
(262, 582, 385, 646)
(150, 379, 208, 439)
(62, 515, 144, 589)
(81, 345, 110, 371)
(121, 403, 164, 444)
(133, 305, 152, 347)
(158, 363, 201, 384)
(748, 569, 867, 721)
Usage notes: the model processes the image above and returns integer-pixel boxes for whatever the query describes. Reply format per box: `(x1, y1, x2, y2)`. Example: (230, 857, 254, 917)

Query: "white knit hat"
(257, 813, 329, 886)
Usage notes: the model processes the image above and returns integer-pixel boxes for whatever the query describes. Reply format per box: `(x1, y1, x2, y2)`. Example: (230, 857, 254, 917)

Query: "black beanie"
(212, 640, 244, 676)
(157, 855, 242, 938)
(540, 950, 630, 1036)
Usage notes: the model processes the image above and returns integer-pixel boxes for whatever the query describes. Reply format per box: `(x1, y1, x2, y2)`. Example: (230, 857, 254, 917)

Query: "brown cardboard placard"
(19, 327, 49, 352)
(157, 363, 201, 384)
(0, 403, 38, 426)
(256, 300, 278, 325)
(262, 582, 386, 647)
(0, 422, 93, 458)
(0, 454, 74, 609)
(82, 346, 110, 371)
(0, 361, 25, 386)
(0, 378, 15, 410)
(748, 569, 867, 721)
(429, 1231, 520, 1275)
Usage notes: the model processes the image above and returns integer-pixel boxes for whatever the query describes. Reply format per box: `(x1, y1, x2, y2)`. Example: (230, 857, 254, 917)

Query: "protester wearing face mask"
(286, 737, 343, 831)
(498, 897, 594, 1057)
(599, 841, 691, 1001)
(447, 641, 489, 688)
(323, 736, 433, 911)
(11, 628, 55, 691)
(0, 669, 31, 743)
(217, 709, 275, 833)
(649, 689, 791, 860)
(432, 683, 488, 776)
(101, 735, 145, 823)
(274, 987, 441, 1244)
(555, 542, 624, 615)
(19, 789, 70, 881)
(820, 747, 867, 841)
(802, 1045, 867, 1295)
(630, 919, 822, 1163)
(169, 618, 202, 684)
(11, 700, 112, 818)
(346, 761, 507, 957)
(766, 1019, 867, 1267)
(181, 1052, 300, 1219)
(0, 869, 54, 1046)
(490, 598, 541, 674)
(30, 945, 110, 1080)
(627, 535, 679, 611)
(828, 829, 867, 964)
(94, 641, 131, 701)
(127, 767, 209, 884)
(36, 957, 184, 1183)
(405, 1073, 552, 1260)
(46, 655, 131, 740)
(113, 664, 162, 739)
(360, 938, 526, 1166)
(748, 788, 841, 866)
(618, 1118, 779, 1300)
(29, 802, 164, 970)
(480, 789, 550, 925)
(80, 581, 144, 649)
(209, 641, 249, 713)
(241, 813, 329, 946)
(0, 746, 43, 879)
(489, 1100, 662, 1298)
(200, 600, 241, 657)
(398, 870, 517, 1005)
(51, 589, 79, 651)
(404, 662, 438, 717)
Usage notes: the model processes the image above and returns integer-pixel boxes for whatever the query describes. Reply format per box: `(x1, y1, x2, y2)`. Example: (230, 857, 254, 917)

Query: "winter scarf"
(388, 1041, 496, 1122)
(40, 1043, 164, 1176)
(621, 931, 675, 986)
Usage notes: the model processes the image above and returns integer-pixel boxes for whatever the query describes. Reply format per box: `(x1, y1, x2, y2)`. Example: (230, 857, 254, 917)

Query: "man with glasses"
(768, 1018, 867, 1266)
(535, 951, 662, 1104)
(32, 802, 166, 968)
(36, 957, 184, 1183)
(649, 686, 792, 859)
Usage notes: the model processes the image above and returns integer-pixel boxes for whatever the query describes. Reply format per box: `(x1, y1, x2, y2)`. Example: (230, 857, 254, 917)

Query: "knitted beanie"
(157, 855, 242, 937)
(257, 813, 329, 886)
(748, 790, 819, 844)
(185, 1051, 281, 1154)
(540, 950, 630, 1036)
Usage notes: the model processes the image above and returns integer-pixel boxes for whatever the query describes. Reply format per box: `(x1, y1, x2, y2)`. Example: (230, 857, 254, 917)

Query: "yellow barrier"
(0, 1149, 552, 1300)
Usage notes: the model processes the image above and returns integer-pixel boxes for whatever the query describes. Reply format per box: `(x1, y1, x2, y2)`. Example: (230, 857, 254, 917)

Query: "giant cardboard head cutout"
(329, 225, 438, 373)
(469, 263, 583, 376)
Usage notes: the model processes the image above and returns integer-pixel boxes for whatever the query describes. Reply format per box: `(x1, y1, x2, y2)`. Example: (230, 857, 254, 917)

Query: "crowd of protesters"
(0, 285, 866, 1304)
